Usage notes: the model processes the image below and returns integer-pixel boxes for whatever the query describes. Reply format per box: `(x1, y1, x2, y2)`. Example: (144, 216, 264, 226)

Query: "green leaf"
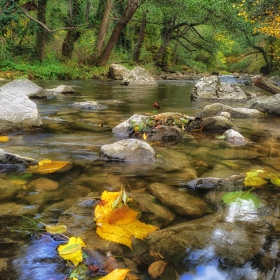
(222, 191, 261, 208)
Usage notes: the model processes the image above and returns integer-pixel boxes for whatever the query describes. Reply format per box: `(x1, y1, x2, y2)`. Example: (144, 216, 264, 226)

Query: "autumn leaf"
(57, 237, 86, 266)
(27, 159, 70, 174)
(0, 136, 9, 142)
(95, 190, 158, 249)
(46, 224, 67, 234)
(99, 268, 130, 280)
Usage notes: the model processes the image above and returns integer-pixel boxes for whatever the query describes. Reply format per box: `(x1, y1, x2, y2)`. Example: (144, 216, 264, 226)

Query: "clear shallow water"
(1, 77, 280, 279)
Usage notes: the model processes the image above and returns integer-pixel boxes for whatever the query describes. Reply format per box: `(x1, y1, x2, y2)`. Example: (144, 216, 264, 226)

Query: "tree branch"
(21, 8, 87, 33)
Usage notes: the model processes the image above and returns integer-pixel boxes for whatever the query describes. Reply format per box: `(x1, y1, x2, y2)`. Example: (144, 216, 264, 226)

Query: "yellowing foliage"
(27, 159, 70, 174)
(99, 268, 130, 280)
(95, 190, 158, 249)
(46, 224, 67, 234)
(0, 136, 9, 142)
(57, 237, 86, 266)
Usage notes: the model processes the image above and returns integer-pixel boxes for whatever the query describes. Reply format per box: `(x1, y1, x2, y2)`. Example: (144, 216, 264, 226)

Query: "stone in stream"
(100, 139, 156, 162)
(148, 182, 207, 218)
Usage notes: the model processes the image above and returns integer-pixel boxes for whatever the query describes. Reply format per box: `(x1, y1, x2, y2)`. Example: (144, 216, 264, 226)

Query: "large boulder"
(109, 63, 130, 80)
(199, 116, 235, 131)
(0, 89, 42, 133)
(191, 76, 252, 100)
(100, 139, 156, 162)
(245, 94, 280, 115)
(200, 103, 263, 118)
(121, 67, 158, 86)
(0, 79, 47, 98)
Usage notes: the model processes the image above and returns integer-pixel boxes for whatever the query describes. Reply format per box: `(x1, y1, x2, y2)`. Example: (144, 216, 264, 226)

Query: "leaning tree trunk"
(95, 0, 114, 57)
(97, 0, 141, 67)
(133, 9, 147, 63)
(35, 0, 47, 62)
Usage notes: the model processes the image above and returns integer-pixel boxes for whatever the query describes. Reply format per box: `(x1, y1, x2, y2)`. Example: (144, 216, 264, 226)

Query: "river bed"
(0, 77, 280, 280)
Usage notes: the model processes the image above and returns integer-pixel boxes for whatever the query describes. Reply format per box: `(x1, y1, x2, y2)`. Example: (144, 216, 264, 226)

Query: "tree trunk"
(253, 75, 280, 94)
(97, 0, 142, 67)
(61, 0, 82, 58)
(95, 0, 114, 57)
(154, 17, 176, 69)
(35, 0, 47, 62)
(133, 9, 147, 63)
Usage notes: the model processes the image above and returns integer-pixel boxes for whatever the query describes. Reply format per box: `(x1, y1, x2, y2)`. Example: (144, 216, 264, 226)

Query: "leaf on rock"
(99, 268, 130, 280)
(57, 237, 86, 266)
(222, 191, 261, 208)
(28, 159, 70, 174)
(0, 136, 9, 142)
(148, 260, 167, 279)
(95, 190, 158, 249)
(46, 224, 67, 234)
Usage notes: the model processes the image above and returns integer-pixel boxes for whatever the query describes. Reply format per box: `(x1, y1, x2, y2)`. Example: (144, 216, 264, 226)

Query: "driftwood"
(253, 75, 280, 94)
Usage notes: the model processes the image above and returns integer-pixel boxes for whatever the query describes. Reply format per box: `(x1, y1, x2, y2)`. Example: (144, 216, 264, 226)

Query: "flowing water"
(0, 77, 280, 280)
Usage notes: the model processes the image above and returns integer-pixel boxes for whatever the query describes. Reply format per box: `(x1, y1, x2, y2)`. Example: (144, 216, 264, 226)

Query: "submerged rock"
(148, 182, 207, 218)
(121, 67, 158, 86)
(100, 139, 156, 162)
(72, 101, 107, 110)
(200, 116, 235, 131)
(133, 193, 176, 228)
(200, 103, 263, 118)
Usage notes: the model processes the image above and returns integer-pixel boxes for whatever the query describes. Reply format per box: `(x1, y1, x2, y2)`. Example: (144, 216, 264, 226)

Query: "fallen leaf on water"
(46, 224, 67, 234)
(0, 136, 9, 142)
(27, 159, 70, 174)
(95, 190, 158, 249)
(99, 268, 130, 280)
(57, 236, 86, 266)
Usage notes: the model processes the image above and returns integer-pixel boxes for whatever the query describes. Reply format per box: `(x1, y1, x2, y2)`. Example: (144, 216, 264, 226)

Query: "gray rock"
(133, 193, 176, 228)
(191, 76, 253, 100)
(52, 85, 74, 93)
(147, 213, 267, 271)
(224, 129, 248, 146)
(100, 139, 156, 162)
(0, 148, 38, 166)
(245, 94, 280, 115)
(121, 67, 158, 86)
(72, 101, 107, 110)
(112, 114, 147, 137)
(148, 182, 207, 218)
(200, 116, 235, 131)
(0, 89, 42, 133)
(0, 178, 23, 202)
(200, 103, 262, 118)
(109, 63, 130, 80)
(0, 79, 47, 98)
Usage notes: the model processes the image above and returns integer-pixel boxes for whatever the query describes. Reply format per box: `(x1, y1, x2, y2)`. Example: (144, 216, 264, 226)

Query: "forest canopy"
(0, 0, 279, 79)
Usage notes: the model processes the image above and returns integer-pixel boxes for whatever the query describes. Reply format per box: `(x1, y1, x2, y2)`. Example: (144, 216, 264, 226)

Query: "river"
(0, 77, 280, 280)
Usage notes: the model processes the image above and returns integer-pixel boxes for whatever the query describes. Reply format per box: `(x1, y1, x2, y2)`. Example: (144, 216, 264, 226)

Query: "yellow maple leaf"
(27, 160, 70, 174)
(95, 190, 158, 249)
(57, 237, 86, 266)
(99, 268, 130, 280)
